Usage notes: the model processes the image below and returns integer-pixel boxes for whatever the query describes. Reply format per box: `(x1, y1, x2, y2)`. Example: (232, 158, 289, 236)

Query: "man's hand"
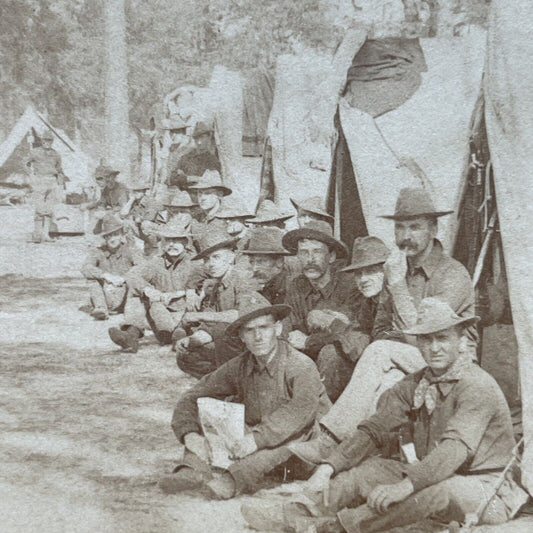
(288, 330, 308, 350)
(227, 221, 245, 237)
(185, 289, 202, 311)
(188, 329, 213, 348)
(144, 287, 162, 302)
(384, 247, 408, 286)
(367, 478, 414, 514)
(304, 464, 334, 506)
(184, 432, 210, 463)
(230, 433, 258, 459)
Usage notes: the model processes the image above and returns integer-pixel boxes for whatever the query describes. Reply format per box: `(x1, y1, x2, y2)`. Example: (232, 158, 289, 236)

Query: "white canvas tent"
(482, 0, 533, 495)
(0, 106, 92, 192)
(266, 0, 533, 497)
(265, 28, 485, 242)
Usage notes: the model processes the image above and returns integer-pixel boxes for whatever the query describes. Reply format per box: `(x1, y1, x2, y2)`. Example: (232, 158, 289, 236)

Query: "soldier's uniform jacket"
(81, 242, 143, 281)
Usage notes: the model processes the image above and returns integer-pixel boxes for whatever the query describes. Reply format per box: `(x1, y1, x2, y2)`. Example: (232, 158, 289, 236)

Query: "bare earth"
(0, 206, 530, 532)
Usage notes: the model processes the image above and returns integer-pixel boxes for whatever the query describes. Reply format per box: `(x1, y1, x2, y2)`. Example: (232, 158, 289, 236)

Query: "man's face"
(105, 230, 123, 250)
(394, 217, 437, 258)
(197, 188, 221, 211)
(194, 133, 211, 151)
(95, 176, 106, 189)
(163, 237, 186, 257)
(42, 138, 53, 149)
(354, 264, 385, 298)
(297, 239, 334, 281)
(205, 248, 235, 278)
(239, 314, 281, 360)
(297, 208, 324, 228)
(250, 255, 284, 289)
(417, 326, 464, 375)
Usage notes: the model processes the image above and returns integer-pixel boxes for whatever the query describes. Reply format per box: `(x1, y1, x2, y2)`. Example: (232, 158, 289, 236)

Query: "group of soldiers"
(77, 156, 528, 532)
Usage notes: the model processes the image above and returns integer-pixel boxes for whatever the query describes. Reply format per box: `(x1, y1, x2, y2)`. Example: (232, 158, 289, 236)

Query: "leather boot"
(288, 431, 337, 465)
(109, 326, 142, 353)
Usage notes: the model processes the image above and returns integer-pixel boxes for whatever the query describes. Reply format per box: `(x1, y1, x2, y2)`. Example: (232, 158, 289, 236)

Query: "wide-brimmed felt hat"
(187, 170, 232, 197)
(95, 165, 120, 179)
(96, 213, 123, 236)
(243, 227, 291, 256)
(248, 200, 294, 224)
(225, 292, 292, 338)
(282, 220, 348, 259)
(214, 205, 255, 220)
(192, 121, 213, 138)
(341, 236, 390, 272)
(157, 219, 191, 239)
(381, 188, 453, 220)
(290, 196, 334, 224)
(164, 190, 197, 208)
(192, 228, 239, 261)
(403, 298, 479, 336)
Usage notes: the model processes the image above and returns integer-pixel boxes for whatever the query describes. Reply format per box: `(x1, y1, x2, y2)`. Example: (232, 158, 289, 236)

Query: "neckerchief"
(413, 353, 473, 414)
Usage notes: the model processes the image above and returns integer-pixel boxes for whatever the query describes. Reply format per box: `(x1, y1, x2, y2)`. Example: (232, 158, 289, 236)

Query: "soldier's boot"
(108, 326, 142, 353)
(91, 307, 109, 320)
(288, 430, 337, 465)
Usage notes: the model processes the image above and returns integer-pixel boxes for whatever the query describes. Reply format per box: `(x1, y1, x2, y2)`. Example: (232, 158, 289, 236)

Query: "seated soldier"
(186, 169, 232, 248)
(247, 200, 294, 230)
(81, 213, 142, 320)
(169, 121, 221, 190)
(311, 188, 477, 448)
(108, 220, 195, 353)
(135, 190, 197, 257)
(282, 222, 368, 401)
(81, 165, 129, 212)
(242, 227, 291, 304)
(242, 299, 528, 533)
(160, 293, 331, 499)
(174, 228, 255, 378)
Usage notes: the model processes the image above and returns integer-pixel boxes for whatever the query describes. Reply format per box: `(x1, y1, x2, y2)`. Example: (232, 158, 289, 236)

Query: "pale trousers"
(321, 340, 426, 441)
(89, 281, 127, 313)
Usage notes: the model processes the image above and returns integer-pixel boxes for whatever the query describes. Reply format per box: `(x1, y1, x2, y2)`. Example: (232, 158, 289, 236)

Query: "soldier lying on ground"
(160, 293, 331, 499)
(242, 299, 528, 533)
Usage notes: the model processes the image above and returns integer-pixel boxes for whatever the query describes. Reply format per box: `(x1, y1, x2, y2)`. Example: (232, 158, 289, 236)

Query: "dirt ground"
(0, 206, 531, 532)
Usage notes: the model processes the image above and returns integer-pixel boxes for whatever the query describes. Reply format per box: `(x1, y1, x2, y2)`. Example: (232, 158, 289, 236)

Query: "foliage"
(0, 0, 490, 159)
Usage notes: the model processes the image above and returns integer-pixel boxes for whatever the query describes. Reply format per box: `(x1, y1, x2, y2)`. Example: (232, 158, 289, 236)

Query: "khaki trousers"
(321, 340, 426, 440)
(89, 281, 127, 313)
(329, 457, 513, 532)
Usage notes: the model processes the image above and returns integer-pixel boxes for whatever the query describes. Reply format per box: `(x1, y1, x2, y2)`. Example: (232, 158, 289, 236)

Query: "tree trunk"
(104, 0, 130, 181)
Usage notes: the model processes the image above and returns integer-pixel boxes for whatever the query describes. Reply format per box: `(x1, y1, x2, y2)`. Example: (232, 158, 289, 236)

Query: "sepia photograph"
(1, 1, 532, 531)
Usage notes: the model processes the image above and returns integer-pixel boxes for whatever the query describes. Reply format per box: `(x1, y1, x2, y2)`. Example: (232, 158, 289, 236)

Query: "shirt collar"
(299, 272, 337, 299)
(245, 340, 284, 377)
(218, 267, 235, 289)
(409, 239, 443, 278)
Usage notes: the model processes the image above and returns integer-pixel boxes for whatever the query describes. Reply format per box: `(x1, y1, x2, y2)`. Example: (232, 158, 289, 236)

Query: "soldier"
(242, 226, 291, 305)
(161, 293, 331, 499)
(244, 300, 528, 533)
(174, 228, 255, 378)
(81, 214, 142, 320)
(82, 165, 129, 212)
(26, 129, 67, 243)
(169, 121, 222, 190)
(108, 220, 195, 353)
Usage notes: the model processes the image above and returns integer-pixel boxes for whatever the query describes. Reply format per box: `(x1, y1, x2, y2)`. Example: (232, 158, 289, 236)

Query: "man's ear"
(274, 321, 283, 338)
(329, 249, 337, 264)
(458, 332, 468, 353)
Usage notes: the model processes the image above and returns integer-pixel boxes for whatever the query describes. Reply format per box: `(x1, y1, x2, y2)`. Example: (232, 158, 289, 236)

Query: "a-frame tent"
(452, 0, 533, 496)
(0, 106, 92, 191)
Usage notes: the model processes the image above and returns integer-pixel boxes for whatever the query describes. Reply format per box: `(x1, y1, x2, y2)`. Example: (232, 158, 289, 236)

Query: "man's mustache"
(399, 240, 417, 250)
(303, 263, 322, 271)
